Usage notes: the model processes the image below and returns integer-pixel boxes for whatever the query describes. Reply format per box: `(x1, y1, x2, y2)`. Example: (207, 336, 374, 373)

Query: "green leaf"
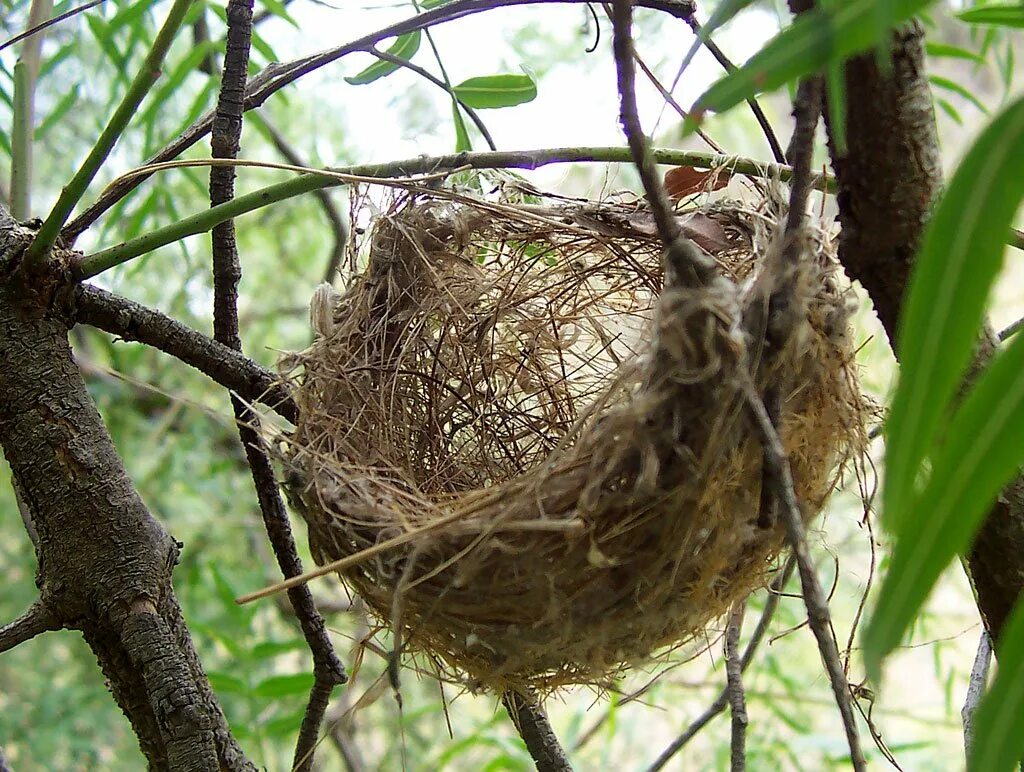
(453, 100, 471, 152)
(958, 5, 1024, 28)
(345, 31, 422, 86)
(925, 41, 986, 64)
(936, 97, 963, 125)
(865, 96, 1024, 676)
(35, 85, 82, 139)
(929, 74, 989, 114)
(970, 601, 1024, 771)
(250, 639, 306, 660)
(880, 94, 1024, 537)
(676, 0, 757, 76)
(208, 671, 249, 696)
(689, 0, 930, 122)
(866, 319, 1024, 677)
(252, 672, 315, 698)
(262, 709, 306, 738)
(452, 73, 537, 109)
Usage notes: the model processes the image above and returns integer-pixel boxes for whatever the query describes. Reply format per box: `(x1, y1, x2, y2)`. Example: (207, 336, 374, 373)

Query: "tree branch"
(725, 605, 747, 772)
(0, 601, 58, 654)
(647, 558, 796, 770)
(59, 0, 696, 243)
(69, 284, 297, 425)
(252, 115, 350, 283)
(502, 690, 573, 772)
(209, 7, 346, 772)
(610, 0, 715, 287)
(961, 631, 992, 763)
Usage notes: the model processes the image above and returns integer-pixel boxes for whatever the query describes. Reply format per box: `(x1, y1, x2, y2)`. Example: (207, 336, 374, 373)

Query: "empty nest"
(282, 186, 865, 692)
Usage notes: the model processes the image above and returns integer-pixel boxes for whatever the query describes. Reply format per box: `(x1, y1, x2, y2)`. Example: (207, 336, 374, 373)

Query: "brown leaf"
(663, 166, 731, 201)
(679, 212, 732, 254)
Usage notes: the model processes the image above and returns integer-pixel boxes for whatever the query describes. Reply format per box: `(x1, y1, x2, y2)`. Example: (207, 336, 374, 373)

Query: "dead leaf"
(664, 166, 731, 201)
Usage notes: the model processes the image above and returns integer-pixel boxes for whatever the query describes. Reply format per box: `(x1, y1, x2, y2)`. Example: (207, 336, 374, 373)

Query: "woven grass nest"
(282, 185, 865, 692)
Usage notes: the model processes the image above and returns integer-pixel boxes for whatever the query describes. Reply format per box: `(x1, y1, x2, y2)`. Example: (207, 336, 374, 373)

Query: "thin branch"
(685, 17, 786, 164)
(961, 631, 992, 763)
(23, 0, 194, 265)
(647, 557, 796, 770)
(0, 0, 104, 55)
(502, 690, 574, 772)
(725, 605, 747, 772)
(69, 284, 298, 425)
(744, 389, 865, 771)
(610, 0, 715, 287)
(742, 74, 866, 771)
(208, 7, 346, 772)
(74, 147, 834, 278)
(367, 45, 497, 151)
(251, 115, 350, 283)
(59, 0, 696, 242)
(0, 602, 58, 655)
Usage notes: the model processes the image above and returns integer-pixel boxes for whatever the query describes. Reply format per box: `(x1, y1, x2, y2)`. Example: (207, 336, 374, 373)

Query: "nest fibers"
(283, 187, 865, 692)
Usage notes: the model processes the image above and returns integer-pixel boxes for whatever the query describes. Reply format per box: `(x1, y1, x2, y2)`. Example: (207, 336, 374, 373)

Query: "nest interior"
(283, 188, 865, 692)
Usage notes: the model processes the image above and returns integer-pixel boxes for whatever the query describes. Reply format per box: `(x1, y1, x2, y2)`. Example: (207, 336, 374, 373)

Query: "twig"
(250, 115, 350, 282)
(647, 557, 796, 771)
(23, 0, 194, 265)
(961, 631, 992, 763)
(502, 690, 574, 772)
(69, 284, 298, 425)
(0, 0, 104, 54)
(208, 5, 345, 771)
(367, 45, 497, 151)
(743, 74, 866, 771)
(59, 0, 696, 242)
(0, 602, 58, 654)
(684, 17, 786, 164)
(744, 390, 865, 771)
(610, 0, 715, 287)
(725, 605, 747, 772)
(75, 146, 833, 277)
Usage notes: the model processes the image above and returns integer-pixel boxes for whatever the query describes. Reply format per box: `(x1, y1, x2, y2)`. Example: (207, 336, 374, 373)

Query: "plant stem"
(75, 145, 832, 278)
(23, 0, 194, 266)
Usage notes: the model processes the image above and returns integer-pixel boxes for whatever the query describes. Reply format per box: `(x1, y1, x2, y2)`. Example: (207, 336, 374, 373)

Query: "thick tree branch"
(0, 601, 58, 654)
(502, 690, 574, 772)
(60, 0, 696, 242)
(70, 284, 298, 424)
(823, 22, 1024, 644)
(209, 7, 346, 772)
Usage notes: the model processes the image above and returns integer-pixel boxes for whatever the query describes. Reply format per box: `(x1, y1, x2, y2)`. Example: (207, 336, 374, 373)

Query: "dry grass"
(281, 186, 866, 692)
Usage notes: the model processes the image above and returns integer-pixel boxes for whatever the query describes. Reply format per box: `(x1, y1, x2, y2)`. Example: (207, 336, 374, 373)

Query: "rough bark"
(826, 24, 1024, 641)
(0, 215, 252, 770)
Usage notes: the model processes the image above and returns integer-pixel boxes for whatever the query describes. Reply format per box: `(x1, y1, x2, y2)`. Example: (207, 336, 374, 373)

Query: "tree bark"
(826, 23, 1024, 642)
(0, 214, 252, 770)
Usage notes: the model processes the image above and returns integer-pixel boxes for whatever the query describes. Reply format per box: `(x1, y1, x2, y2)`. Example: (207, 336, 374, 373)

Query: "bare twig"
(744, 390, 865, 771)
(684, 18, 786, 164)
(0, 602, 58, 654)
(0, 0, 104, 54)
(59, 0, 696, 242)
(502, 690, 574, 772)
(70, 284, 297, 425)
(961, 631, 992, 763)
(367, 45, 497, 151)
(252, 115, 350, 282)
(208, 5, 345, 771)
(610, 0, 714, 288)
(647, 558, 796, 770)
(725, 605, 747, 772)
(741, 75, 866, 771)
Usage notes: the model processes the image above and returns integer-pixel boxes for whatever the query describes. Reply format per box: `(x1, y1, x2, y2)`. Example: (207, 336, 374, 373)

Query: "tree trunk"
(826, 23, 1024, 643)
(0, 212, 252, 770)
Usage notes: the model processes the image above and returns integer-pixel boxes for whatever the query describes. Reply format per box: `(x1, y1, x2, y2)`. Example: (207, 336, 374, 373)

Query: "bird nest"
(281, 187, 865, 692)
